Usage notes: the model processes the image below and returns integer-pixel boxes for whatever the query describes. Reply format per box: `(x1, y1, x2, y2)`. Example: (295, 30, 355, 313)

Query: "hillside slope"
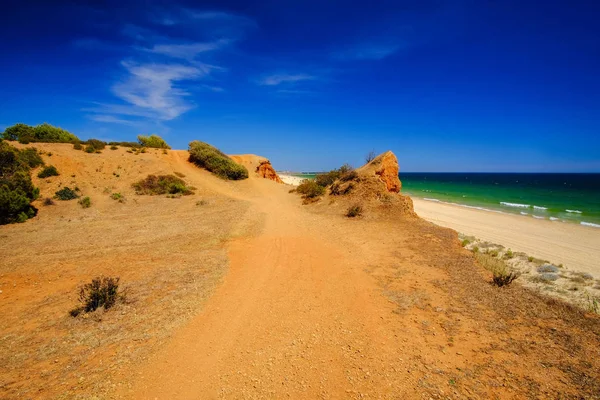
(1, 143, 599, 399)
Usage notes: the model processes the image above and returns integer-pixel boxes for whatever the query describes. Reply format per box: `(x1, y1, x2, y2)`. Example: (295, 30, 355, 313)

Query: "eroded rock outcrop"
(256, 160, 283, 183)
(228, 154, 283, 183)
(373, 151, 401, 193)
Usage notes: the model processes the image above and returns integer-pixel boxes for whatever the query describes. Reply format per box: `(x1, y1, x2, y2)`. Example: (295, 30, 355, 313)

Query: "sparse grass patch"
(78, 196, 91, 208)
(37, 165, 59, 178)
(110, 145, 118, 150)
(188, 141, 248, 180)
(55, 186, 79, 200)
(474, 252, 520, 287)
(196, 199, 207, 206)
(69, 276, 122, 317)
(346, 204, 363, 218)
(503, 248, 514, 259)
(43, 197, 55, 206)
(132, 174, 194, 196)
(110, 192, 125, 202)
(461, 239, 470, 247)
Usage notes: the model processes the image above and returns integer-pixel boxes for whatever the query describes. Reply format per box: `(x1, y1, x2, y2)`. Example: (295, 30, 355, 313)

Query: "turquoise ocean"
(287, 172, 600, 228)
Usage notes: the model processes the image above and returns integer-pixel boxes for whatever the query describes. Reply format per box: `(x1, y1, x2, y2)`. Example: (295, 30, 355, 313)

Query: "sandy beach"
(412, 197, 600, 277)
(278, 173, 306, 186)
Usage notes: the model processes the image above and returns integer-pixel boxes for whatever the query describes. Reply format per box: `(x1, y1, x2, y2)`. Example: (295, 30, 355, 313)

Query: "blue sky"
(1, 0, 599, 172)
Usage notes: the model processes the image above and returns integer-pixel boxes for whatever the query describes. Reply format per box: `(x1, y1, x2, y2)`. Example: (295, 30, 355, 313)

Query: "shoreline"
(412, 196, 600, 277)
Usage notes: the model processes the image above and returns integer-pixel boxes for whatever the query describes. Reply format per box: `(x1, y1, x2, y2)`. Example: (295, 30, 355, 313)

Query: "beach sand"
(278, 173, 305, 185)
(413, 197, 600, 276)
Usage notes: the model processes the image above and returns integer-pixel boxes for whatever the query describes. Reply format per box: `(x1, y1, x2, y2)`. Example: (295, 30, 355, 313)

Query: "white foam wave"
(566, 209, 582, 214)
(423, 198, 440, 202)
(500, 202, 530, 208)
(549, 217, 560, 221)
(533, 206, 547, 210)
(581, 221, 600, 228)
(520, 211, 529, 215)
(533, 215, 545, 219)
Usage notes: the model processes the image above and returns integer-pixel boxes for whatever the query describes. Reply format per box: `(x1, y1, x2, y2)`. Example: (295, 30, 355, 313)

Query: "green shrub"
(503, 249, 514, 259)
(110, 145, 118, 150)
(188, 141, 248, 180)
(138, 134, 170, 149)
(73, 142, 83, 150)
(132, 174, 194, 196)
(33, 123, 78, 142)
(315, 164, 355, 187)
(38, 165, 59, 178)
(2, 123, 78, 143)
(55, 187, 79, 200)
(109, 141, 141, 148)
(2, 123, 35, 141)
(0, 142, 39, 224)
(346, 204, 363, 218)
(78, 196, 91, 208)
(70, 276, 121, 317)
(18, 148, 44, 168)
(110, 192, 125, 202)
(296, 179, 325, 199)
(83, 139, 106, 153)
(461, 239, 470, 247)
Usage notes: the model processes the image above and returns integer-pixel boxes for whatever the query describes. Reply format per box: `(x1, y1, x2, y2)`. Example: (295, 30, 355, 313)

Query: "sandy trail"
(131, 174, 419, 398)
(412, 198, 600, 276)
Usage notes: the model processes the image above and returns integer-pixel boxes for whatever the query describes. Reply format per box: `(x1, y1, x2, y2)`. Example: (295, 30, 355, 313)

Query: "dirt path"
(129, 173, 424, 398)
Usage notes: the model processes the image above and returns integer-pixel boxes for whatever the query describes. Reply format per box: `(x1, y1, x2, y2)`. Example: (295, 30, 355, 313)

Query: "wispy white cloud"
(144, 39, 232, 60)
(108, 62, 206, 120)
(258, 73, 315, 86)
(80, 7, 255, 125)
(88, 114, 142, 126)
(333, 43, 404, 60)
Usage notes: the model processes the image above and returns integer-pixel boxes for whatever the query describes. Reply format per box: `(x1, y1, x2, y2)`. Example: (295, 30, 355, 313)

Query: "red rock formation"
(256, 160, 283, 183)
(374, 151, 401, 193)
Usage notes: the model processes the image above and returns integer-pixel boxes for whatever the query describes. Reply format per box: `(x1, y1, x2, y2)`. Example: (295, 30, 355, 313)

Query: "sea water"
(288, 172, 600, 227)
(401, 173, 600, 227)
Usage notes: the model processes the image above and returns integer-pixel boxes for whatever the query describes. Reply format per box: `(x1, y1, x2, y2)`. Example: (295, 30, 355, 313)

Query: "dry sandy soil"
(1, 143, 599, 399)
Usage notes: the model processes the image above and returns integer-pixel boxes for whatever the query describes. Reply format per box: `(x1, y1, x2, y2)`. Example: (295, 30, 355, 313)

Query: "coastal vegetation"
(0, 142, 40, 224)
(69, 276, 122, 317)
(55, 187, 79, 200)
(137, 134, 170, 149)
(2, 123, 79, 143)
(132, 174, 194, 196)
(37, 165, 59, 178)
(345, 204, 363, 217)
(188, 140, 248, 180)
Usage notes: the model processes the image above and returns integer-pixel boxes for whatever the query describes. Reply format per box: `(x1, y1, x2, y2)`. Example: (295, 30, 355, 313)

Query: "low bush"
(78, 196, 91, 208)
(296, 180, 325, 199)
(109, 141, 141, 148)
(84, 138, 106, 153)
(110, 145, 118, 150)
(346, 204, 363, 218)
(138, 134, 170, 149)
(132, 174, 194, 196)
(0, 142, 40, 224)
(111, 192, 124, 201)
(69, 276, 122, 317)
(188, 141, 248, 180)
(2, 122, 79, 143)
(475, 252, 520, 287)
(73, 142, 83, 150)
(43, 197, 55, 206)
(55, 187, 79, 200)
(18, 148, 44, 168)
(38, 165, 59, 178)
(315, 164, 356, 187)
(461, 239, 470, 247)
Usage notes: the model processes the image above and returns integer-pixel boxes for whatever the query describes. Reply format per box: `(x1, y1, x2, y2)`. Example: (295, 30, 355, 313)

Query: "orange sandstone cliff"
(229, 154, 283, 183)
